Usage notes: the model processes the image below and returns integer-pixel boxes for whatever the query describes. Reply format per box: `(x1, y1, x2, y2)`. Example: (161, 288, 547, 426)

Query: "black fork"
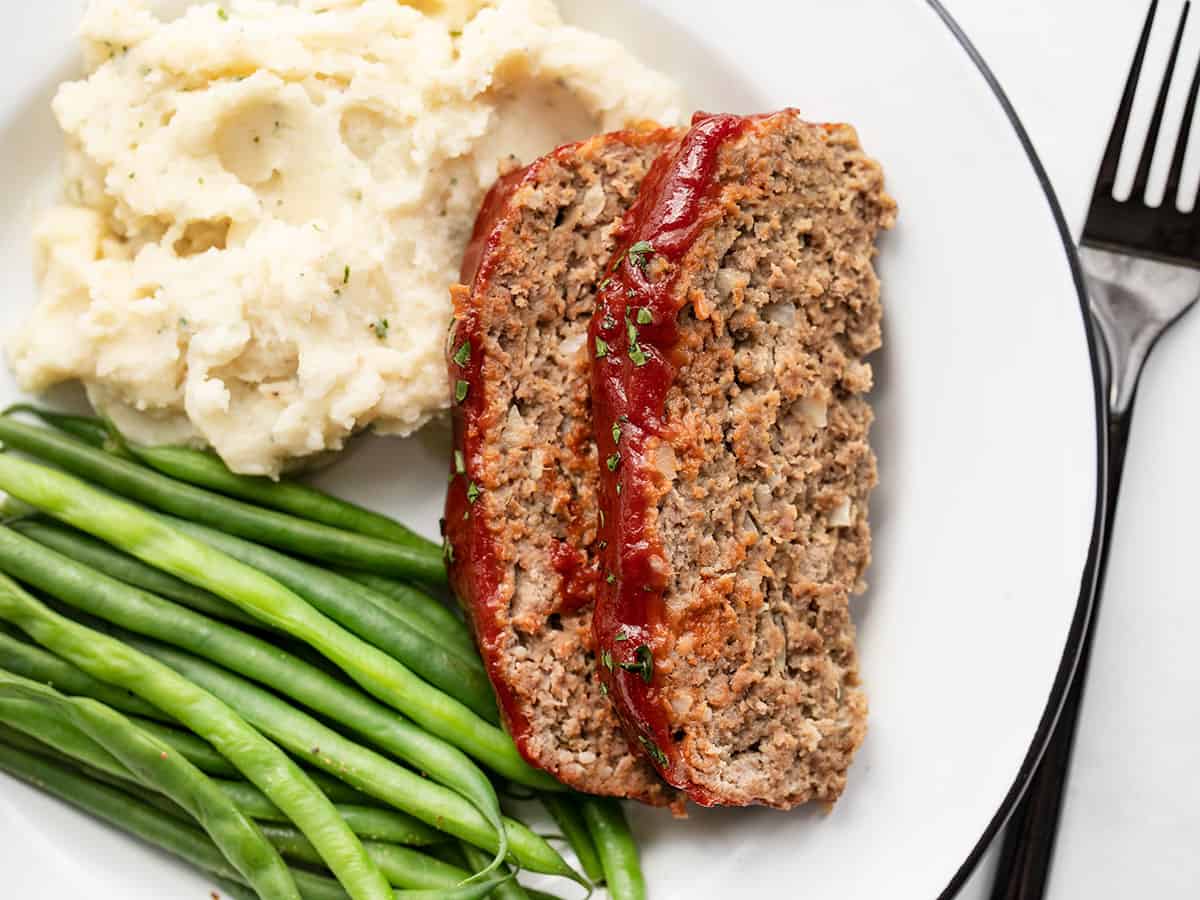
(991, 3, 1200, 898)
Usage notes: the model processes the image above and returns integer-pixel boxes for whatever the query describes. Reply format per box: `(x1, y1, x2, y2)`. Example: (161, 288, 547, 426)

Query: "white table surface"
(950, 0, 1200, 897)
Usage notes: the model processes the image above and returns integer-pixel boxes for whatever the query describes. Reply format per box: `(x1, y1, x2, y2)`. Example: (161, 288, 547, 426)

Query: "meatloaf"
(588, 110, 895, 809)
(444, 125, 683, 804)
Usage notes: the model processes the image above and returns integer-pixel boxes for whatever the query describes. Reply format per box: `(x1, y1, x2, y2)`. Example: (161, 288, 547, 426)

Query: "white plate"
(0, 2, 1101, 898)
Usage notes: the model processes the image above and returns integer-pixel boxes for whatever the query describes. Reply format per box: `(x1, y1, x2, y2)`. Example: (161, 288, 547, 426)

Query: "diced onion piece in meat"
(762, 301, 797, 327)
(716, 267, 750, 299)
(579, 183, 607, 224)
(799, 395, 828, 428)
(829, 497, 853, 527)
(558, 331, 587, 359)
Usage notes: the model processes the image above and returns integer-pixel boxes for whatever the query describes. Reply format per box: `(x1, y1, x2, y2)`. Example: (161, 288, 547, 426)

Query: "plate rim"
(927, 2, 1109, 897)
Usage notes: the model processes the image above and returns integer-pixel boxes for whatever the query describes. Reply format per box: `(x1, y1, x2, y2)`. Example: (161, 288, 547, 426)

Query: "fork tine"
(1131, 1, 1191, 202)
(1097, 1, 1160, 197)
(1167, 38, 1200, 206)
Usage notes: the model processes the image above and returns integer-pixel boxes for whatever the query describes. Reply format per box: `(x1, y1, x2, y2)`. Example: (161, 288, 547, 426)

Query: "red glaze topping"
(445, 157, 542, 751)
(548, 539, 596, 615)
(589, 112, 775, 800)
(446, 128, 678, 762)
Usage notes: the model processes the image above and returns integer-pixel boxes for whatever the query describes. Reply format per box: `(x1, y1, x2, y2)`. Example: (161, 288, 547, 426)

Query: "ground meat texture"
(589, 111, 895, 809)
(444, 126, 684, 805)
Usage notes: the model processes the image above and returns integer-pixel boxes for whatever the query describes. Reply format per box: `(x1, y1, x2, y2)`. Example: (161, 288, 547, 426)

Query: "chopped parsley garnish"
(627, 240, 655, 270)
(598, 277, 612, 291)
(601, 314, 617, 331)
(595, 337, 609, 359)
(606, 574, 616, 585)
(611, 423, 622, 444)
(454, 450, 466, 475)
(372, 319, 389, 340)
(217, 7, 228, 20)
(636, 307, 653, 325)
(453, 341, 471, 367)
(601, 650, 613, 671)
(466, 482, 481, 504)
(626, 315, 649, 366)
(606, 453, 621, 472)
(599, 682, 608, 696)
(615, 630, 630, 642)
(343, 265, 351, 285)
(638, 734, 668, 767)
(443, 539, 456, 564)
(455, 380, 470, 403)
(619, 644, 654, 684)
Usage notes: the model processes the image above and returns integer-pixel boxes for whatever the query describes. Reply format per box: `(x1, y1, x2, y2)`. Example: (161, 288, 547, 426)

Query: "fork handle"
(988, 406, 1135, 900)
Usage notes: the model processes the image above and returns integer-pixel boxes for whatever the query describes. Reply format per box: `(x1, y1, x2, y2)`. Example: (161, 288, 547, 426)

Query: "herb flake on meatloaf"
(589, 111, 896, 809)
(445, 126, 684, 805)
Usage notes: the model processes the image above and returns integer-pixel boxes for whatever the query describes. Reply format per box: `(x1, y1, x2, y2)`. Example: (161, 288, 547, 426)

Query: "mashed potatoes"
(10, 0, 683, 475)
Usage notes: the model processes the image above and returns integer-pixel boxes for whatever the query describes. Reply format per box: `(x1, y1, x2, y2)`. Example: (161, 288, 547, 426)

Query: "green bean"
(0, 417, 445, 582)
(216, 783, 441, 847)
(579, 798, 644, 900)
(0, 458, 554, 792)
(0, 525, 507, 856)
(122, 440, 438, 552)
(0, 575, 390, 900)
(167, 517, 496, 721)
(260, 823, 469, 890)
(541, 794, 605, 884)
(0, 674, 299, 900)
(0, 626, 165, 720)
(458, 841, 530, 900)
(123, 631, 577, 882)
(391, 880, 513, 900)
(0, 701, 131, 778)
(3, 405, 111, 448)
(11, 518, 260, 628)
(118, 717, 374, 807)
(339, 572, 474, 656)
(7, 406, 438, 551)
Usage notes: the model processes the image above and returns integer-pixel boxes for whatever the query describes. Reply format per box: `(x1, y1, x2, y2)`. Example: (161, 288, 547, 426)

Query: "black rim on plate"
(925, 2, 1110, 898)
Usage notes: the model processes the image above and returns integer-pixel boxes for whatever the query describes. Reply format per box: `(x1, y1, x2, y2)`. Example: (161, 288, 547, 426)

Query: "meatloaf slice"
(444, 125, 683, 804)
(589, 110, 895, 809)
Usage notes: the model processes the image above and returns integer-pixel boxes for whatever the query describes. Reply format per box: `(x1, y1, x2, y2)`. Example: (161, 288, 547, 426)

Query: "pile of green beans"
(0, 452, 551, 792)
(0, 522, 510, 861)
(0, 414, 649, 900)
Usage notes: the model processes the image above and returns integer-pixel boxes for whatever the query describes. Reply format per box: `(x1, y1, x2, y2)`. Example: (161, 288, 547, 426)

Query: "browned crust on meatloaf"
(444, 126, 684, 804)
(590, 111, 895, 809)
